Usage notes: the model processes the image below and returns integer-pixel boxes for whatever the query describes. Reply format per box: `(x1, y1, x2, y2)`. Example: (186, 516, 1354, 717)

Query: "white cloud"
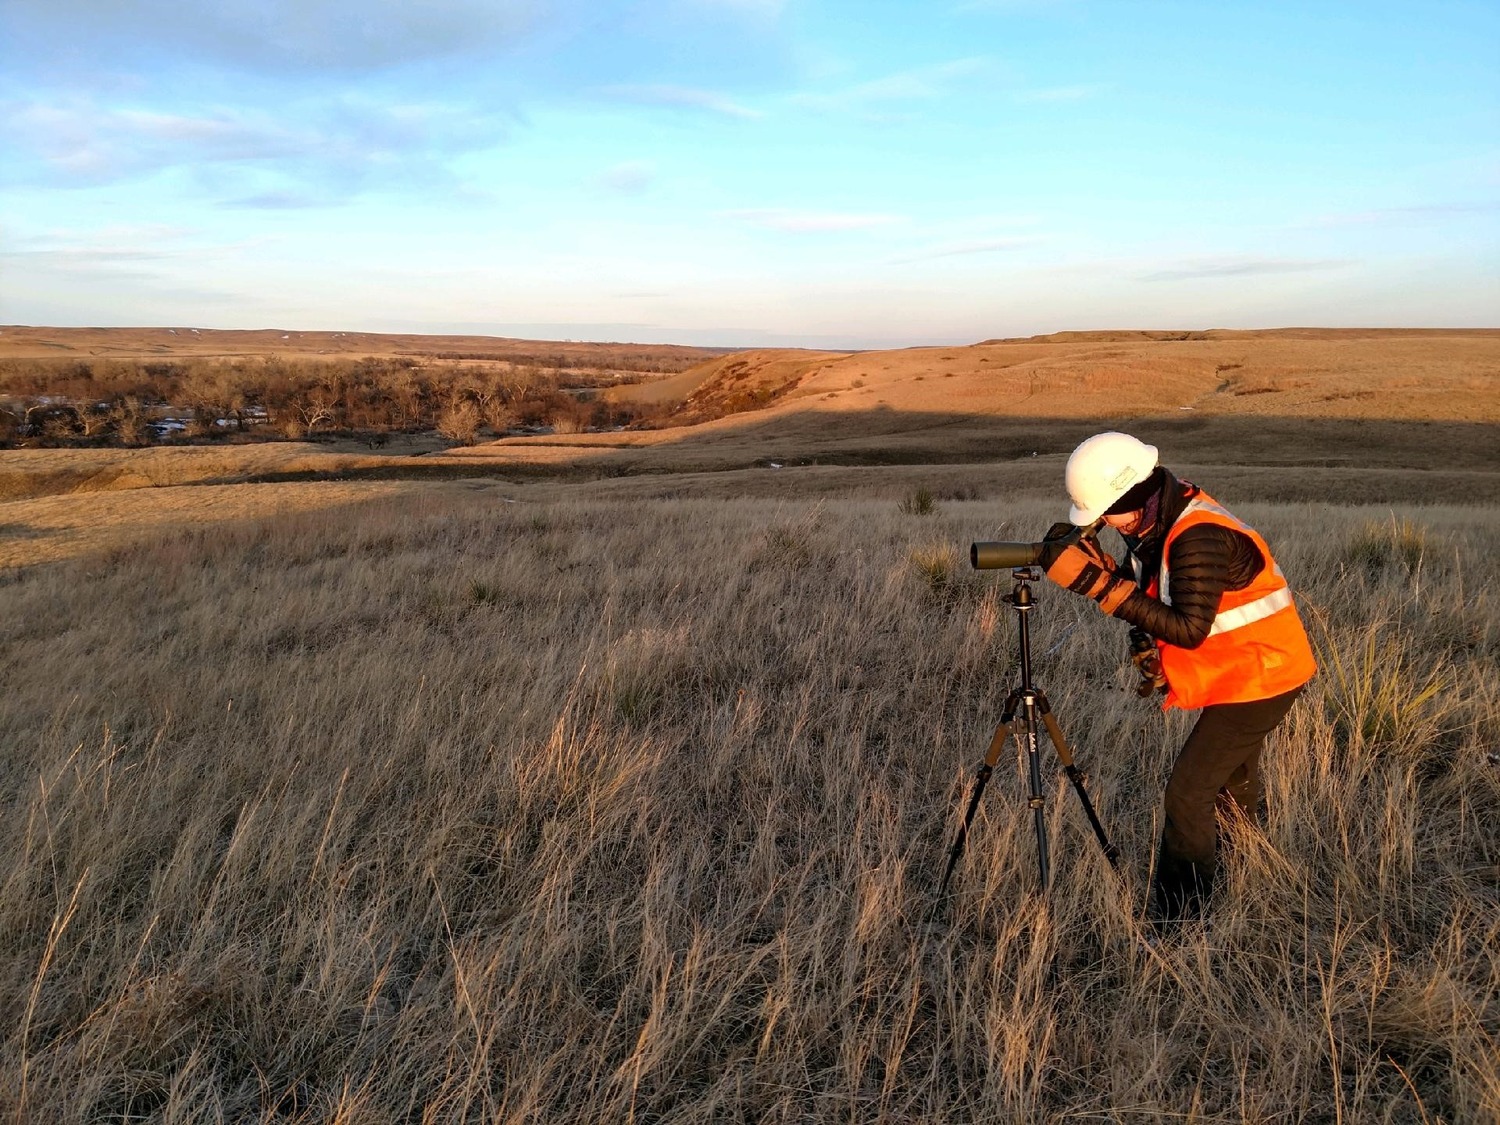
(1306, 202, 1500, 227)
(2, 247, 172, 265)
(689, 0, 787, 14)
(1, 224, 288, 325)
(1014, 83, 1106, 103)
(595, 160, 657, 194)
(22, 223, 197, 244)
(1140, 257, 1352, 282)
(596, 84, 764, 119)
(219, 190, 337, 209)
(954, 0, 1077, 12)
(721, 209, 903, 232)
(1, 0, 550, 74)
(0, 229, 184, 288)
(890, 236, 1040, 263)
(792, 57, 995, 115)
(0, 97, 509, 189)
(1, 225, 282, 268)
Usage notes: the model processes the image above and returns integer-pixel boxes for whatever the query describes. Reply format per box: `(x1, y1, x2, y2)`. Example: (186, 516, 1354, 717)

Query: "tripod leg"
(1035, 693, 1121, 867)
(1019, 693, 1051, 890)
(933, 693, 1020, 909)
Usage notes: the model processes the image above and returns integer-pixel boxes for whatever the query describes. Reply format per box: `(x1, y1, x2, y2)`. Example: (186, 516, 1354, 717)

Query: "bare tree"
(109, 397, 150, 446)
(296, 396, 336, 435)
(437, 399, 482, 444)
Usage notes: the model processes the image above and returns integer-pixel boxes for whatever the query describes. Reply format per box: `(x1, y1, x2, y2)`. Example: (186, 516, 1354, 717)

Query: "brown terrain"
(460, 327, 1500, 489)
(2, 326, 1498, 1122)
(1, 325, 1496, 565)
(0, 324, 727, 370)
(612, 327, 1500, 424)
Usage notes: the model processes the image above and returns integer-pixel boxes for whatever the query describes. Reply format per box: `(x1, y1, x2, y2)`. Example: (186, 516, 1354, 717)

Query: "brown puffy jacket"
(1111, 470, 1265, 649)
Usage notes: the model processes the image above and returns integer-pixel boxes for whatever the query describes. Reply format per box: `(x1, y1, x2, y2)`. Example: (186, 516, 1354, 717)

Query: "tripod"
(935, 567, 1120, 908)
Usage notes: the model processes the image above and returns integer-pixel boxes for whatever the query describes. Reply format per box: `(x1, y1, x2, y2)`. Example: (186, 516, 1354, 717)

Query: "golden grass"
(0, 480, 427, 567)
(0, 325, 723, 370)
(3, 440, 1497, 570)
(1, 324, 1496, 1118)
(604, 330, 1500, 424)
(1, 485, 1496, 1121)
(0, 444, 378, 503)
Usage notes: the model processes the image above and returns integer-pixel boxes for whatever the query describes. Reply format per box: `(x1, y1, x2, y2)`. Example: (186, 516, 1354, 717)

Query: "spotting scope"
(970, 518, 1104, 570)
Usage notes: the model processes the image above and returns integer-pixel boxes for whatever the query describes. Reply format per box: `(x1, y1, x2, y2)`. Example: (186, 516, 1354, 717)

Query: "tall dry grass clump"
(0, 490, 1495, 1121)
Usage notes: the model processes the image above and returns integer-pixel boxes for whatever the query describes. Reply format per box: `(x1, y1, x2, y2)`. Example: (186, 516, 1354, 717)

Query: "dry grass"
(3, 327, 1496, 511)
(1, 485, 1496, 1121)
(0, 480, 429, 567)
(1, 324, 1496, 1119)
(1, 437, 1496, 566)
(602, 330, 1500, 425)
(0, 445, 383, 504)
(0, 326, 726, 371)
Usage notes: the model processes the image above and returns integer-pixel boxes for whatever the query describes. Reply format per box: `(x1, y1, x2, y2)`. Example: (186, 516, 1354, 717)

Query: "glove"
(1039, 523, 1133, 613)
(1129, 630, 1168, 696)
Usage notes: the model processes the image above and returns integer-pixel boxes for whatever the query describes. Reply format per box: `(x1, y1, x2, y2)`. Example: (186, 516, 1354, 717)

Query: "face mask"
(1119, 488, 1163, 541)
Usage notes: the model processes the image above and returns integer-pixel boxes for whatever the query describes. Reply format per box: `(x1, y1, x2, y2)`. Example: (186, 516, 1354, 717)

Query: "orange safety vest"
(1135, 490, 1317, 711)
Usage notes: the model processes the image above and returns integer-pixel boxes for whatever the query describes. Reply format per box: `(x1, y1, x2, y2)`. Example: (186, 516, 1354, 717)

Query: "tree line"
(0, 355, 678, 448)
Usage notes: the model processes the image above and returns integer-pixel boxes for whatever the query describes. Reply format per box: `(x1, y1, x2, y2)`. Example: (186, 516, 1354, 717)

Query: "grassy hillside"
(0, 325, 732, 371)
(605, 328, 1500, 425)
(0, 487, 1495, 1120)
(1, 325, 1497, 1120)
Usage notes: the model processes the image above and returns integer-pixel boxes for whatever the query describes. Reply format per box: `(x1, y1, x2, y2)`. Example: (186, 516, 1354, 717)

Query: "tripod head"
(997, 567, 1044, 690)
(1004, 567, 1043, 601)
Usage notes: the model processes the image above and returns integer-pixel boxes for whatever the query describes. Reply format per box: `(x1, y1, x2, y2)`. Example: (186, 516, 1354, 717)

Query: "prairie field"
(2, 474, 1498, 1123)
(1, 326, 1498, 1122)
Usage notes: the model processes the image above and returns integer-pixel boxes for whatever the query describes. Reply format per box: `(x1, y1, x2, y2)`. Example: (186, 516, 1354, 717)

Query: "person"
(1038, 432, 1317, 928)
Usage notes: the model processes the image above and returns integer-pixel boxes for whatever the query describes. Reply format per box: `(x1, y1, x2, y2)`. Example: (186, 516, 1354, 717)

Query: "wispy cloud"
(1140, 257, 1352, 282)
(691, 0, 787, 14)
(890, 236, 1040, 263)
(3, 224, 190, 262)
(596, 84, 763, 119)
(1, 0, 547, 74)
(594, 160, 656, 195)
(19, 223, 196, 244)
(219, 190, 336, 210)
(954, 0, 1077, 13)
(1307, 201, 1500, 227)
(1014, 83, 1107, 103)
(0, 231, 179, 286)
(792, 58, 995, 115)
(1, 223, 272, 313)
(0, 97, 509, 189)
(1, 246, 172, 265)
(721, 209, 903, 233)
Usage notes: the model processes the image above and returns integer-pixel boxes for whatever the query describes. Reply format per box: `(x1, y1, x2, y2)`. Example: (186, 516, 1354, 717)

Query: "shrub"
(910, 541, 961, 601)
(899, 488, 937, 515)
(1345, 515, 1427, 579)
(1315, 618, 1459, 764)
(437, 400, 482, 444)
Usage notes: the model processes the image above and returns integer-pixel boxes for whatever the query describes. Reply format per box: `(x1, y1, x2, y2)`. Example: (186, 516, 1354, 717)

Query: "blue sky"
(2, 0, 1496, 347)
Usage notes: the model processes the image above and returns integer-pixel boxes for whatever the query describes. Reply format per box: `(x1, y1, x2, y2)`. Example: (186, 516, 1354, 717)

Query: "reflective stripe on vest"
(1149, 489, 1317, 710)
(1158, 498, 1285, 631)
(1207, 585, 1294, 636)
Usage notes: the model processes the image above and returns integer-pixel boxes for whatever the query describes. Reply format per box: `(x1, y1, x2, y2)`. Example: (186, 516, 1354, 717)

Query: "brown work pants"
(1153, 685, 1303, 924)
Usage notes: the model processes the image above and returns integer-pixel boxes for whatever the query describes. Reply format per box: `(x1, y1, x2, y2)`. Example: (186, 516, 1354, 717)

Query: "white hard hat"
(1065, 431, 1159, 524)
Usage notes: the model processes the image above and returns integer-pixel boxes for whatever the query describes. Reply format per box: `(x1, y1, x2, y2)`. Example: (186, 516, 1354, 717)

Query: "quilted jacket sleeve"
(1112, 524, 1262, 649)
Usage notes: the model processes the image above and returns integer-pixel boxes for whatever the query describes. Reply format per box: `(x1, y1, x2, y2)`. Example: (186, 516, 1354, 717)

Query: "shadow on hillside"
(230, 409, 1500, 505)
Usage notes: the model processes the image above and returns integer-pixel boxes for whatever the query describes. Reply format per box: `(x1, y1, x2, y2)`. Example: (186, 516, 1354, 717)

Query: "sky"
(1, 0, 1497, 348)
